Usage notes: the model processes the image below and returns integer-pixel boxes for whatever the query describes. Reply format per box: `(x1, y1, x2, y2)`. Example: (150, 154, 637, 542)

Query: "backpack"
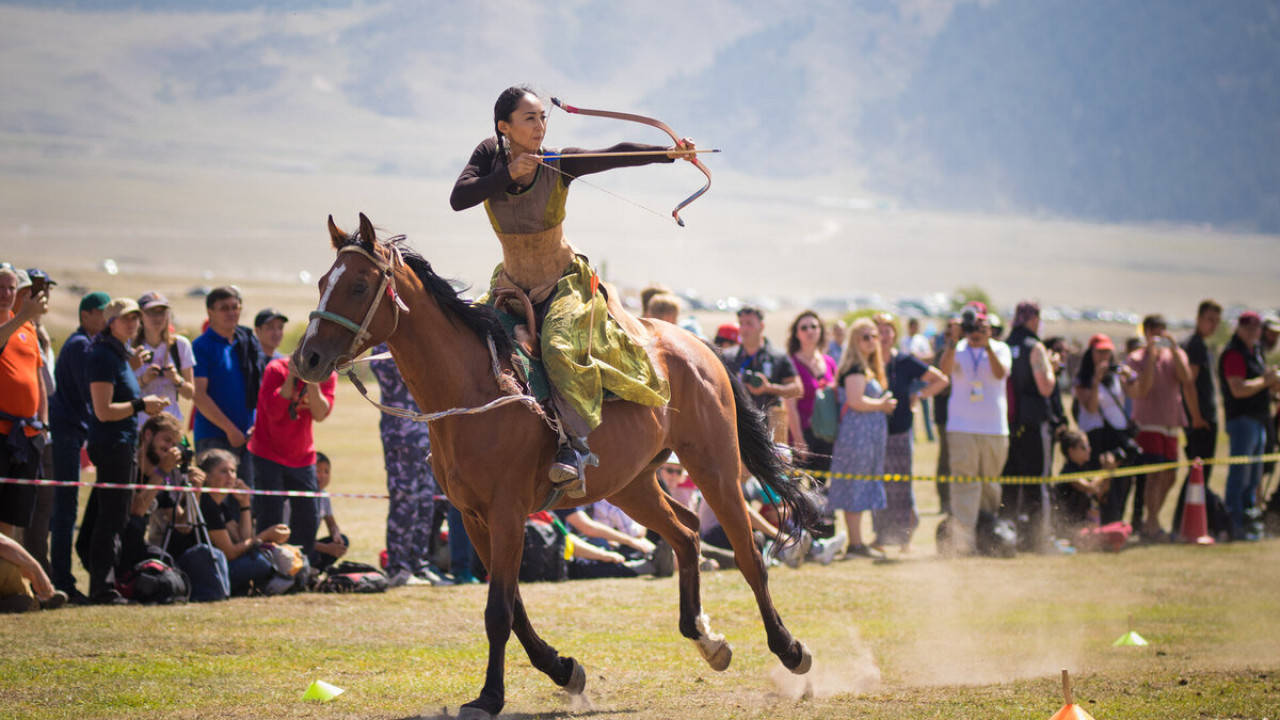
(259, 543, 311, 596)
(808, 386, 840, 443)
(317, 562, 388, 593)
(168, 489, 231, 602)
(519, 515, 568, 583)
(118, 557, 190, 604)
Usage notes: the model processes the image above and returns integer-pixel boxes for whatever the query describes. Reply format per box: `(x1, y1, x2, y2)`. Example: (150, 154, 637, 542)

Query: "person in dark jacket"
(46, 290, 110, 602)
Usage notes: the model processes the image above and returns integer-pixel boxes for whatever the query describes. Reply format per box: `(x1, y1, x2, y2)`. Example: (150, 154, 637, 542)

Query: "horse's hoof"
(457, 703, 495, 720)
(696, 637, 733, 672)
(563, 659, 586, 695)
(788, 642, 813, 675)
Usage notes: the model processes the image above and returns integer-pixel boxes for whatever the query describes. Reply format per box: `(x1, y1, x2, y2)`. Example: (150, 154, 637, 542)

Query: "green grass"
(5, 382, 1279, 719)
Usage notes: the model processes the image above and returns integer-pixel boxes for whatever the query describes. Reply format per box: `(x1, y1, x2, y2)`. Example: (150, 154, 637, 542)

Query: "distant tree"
(951, 286, 992, 312)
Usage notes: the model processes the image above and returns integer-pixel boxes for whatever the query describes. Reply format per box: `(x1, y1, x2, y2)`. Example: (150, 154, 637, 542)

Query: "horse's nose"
(304, 350, 323, 371)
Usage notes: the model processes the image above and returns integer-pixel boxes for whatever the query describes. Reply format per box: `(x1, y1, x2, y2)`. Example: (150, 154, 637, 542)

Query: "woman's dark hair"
(786, 310, 825, 355)
(493, 84, 537, 155)
(196, 447, 237, 475)
(1075, 344, 1098, 387)
(1077, 342, 1117, 387)
(1059, 428, 1087, 455)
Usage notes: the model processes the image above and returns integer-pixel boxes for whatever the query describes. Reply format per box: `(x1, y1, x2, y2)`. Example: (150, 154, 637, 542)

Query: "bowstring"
(537, 159, 676, 225)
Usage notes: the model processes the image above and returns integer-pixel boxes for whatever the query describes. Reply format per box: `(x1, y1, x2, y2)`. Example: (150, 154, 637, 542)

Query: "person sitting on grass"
(197, 448, 290, 596)
(1051, 429, 1114, 541)
(309, 452, 349, 573)
(527, 512, 662, 581)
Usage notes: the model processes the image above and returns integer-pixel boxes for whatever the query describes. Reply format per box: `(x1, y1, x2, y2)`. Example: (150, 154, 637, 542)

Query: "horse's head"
(294, 212, 407, 383)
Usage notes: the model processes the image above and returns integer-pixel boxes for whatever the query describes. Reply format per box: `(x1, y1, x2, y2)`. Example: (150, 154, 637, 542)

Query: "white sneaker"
(811, 533, 846, 566)
(779, 534, 810, 569)
(416, 567, 454, 587)
(387, 570, 413, 588)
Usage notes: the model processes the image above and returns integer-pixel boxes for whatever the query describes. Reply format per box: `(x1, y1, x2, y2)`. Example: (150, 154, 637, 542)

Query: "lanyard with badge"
(967, 345, 986, 403)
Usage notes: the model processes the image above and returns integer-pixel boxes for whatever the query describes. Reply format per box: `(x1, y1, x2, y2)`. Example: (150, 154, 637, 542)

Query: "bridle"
(307, 239, 409, 368)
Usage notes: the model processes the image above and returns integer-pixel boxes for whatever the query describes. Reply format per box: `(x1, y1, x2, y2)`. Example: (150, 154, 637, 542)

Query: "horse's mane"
(340, 231, 511, 359)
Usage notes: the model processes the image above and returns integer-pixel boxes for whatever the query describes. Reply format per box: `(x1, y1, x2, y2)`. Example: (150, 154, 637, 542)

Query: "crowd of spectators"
(0, 269, 368, 609)
(666, 294, 1280, 562)
(4, 259, 1280, 611)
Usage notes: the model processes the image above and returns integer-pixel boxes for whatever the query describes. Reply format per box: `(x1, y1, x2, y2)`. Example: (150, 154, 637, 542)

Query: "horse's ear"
(358, 213, 377, 246)
(328, 215, 346, 250)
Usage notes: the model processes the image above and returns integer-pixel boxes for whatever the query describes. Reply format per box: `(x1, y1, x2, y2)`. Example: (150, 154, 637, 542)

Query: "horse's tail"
(729, 372, 824, 546)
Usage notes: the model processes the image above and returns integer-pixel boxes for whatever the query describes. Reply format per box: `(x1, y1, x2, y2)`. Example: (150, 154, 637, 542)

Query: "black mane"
(338, 231, 511, 358)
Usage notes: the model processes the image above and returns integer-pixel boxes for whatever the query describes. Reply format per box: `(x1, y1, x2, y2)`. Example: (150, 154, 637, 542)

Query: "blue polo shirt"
(86, 334, 141, 447)
(192, 327, 254, 441)
(49, 327, 95, 437)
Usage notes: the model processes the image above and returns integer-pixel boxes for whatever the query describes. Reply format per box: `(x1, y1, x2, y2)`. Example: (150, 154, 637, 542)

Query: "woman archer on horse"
(449, 84, 701, 497)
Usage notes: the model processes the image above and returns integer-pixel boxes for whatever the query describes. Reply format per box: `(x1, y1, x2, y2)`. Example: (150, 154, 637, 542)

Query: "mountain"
(4, 0, 1276, 231)
(866, 0, 1280, 232)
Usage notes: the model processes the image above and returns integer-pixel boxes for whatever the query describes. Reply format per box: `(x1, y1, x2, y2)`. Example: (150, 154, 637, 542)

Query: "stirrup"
(550, 439, 596, 498)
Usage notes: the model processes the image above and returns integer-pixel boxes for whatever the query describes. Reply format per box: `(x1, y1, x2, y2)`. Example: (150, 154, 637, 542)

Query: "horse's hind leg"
(608, 476, 733, 672)
(686, 458, 812, 675)
(512, 588, 586, 694)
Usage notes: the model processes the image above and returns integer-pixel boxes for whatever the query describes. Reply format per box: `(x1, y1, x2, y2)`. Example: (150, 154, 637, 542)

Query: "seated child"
(310, 452, 349, 572)
(1052, 429, 1114, 539)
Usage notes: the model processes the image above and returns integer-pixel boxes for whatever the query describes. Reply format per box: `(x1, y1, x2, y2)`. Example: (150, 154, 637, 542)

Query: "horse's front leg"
(513, 588, 586, 693)
(458, 508, 525, 720)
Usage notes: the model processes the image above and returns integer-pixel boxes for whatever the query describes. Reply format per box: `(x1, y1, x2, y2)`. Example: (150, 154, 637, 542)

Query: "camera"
(744, 371, 765, 388)
(960, 306, 981, 334)
(28, 275, 48, 296)
(178, 441, 195, 474)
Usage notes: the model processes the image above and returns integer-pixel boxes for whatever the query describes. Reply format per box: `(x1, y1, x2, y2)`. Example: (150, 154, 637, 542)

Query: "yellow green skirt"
(485, 256, 670, 431)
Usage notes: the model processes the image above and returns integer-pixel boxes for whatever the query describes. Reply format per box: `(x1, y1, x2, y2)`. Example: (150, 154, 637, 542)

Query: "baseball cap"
(1264, 315, 1280, 333)
(79, 291, 111, 313)
(12, 268, 31, 290)
(1238, 310, 1262, 326)
(963, 301, 988, 321)
(1088, 333, 1115, 351)
(26, 268, 55, 287)
(137, 290, 170, 311)
(104, 297, 141, 324)
(714, 323, 740, 344)
(254, 307, 289, 328)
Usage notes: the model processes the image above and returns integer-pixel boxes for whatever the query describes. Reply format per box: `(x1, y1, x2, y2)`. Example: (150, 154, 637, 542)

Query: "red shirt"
(1221, 348, 1248, 379)
(0, 315, 43, 437)
(246, 358, 336, 468)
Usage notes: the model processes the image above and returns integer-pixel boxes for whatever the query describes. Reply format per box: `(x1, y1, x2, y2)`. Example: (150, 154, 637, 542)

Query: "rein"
(336, 336, 542, 424)
(308, 239, 543, 425)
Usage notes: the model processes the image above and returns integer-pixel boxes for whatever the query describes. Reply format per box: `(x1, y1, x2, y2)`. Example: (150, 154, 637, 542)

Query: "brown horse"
(294, 213, 821, 719)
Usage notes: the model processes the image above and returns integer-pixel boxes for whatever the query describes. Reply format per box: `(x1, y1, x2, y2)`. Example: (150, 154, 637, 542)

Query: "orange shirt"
(0, 315, 44, 437)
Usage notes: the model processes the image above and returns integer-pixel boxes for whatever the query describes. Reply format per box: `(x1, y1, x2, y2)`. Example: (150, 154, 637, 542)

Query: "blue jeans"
(251, 454, 319, 558)
(448, 503, 480, 579)
(49, 427, 86, 593)
(228, 548, 274, 596)
(1224, 415, 1267, 537)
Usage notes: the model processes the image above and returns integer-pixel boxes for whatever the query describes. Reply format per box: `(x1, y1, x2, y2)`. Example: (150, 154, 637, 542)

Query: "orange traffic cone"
(1049, 669, 1097, 720)
(1179, 459, 1214, 545)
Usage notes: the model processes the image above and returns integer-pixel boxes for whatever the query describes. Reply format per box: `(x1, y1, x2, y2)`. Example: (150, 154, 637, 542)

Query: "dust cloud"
(768, 626, 883, 700)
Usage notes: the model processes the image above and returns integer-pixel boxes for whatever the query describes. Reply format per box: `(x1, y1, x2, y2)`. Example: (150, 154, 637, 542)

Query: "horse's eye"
(353, 280, 369, 294)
